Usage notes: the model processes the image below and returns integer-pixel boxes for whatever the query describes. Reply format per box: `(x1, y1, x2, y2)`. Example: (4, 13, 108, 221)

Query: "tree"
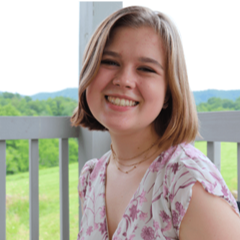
(234, 97, 240, 110)
(222, 99, 234, 109)
(6, 140, 29, 174)
(2, 92, 15, 99)
(0, 104, 21, 116)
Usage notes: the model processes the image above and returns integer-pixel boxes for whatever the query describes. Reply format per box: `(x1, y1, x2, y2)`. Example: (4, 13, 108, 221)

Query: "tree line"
(1, 92, 240, 174)
(0, 92, 77, 116)
(197, 96, 240, 112)
(0, 92, 78, 174)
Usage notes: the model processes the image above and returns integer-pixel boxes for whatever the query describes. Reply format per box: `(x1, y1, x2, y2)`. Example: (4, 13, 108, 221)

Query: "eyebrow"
(102, 50, 120, 58)
(102, 50, 164, 70)
(138, 57, 164, 70)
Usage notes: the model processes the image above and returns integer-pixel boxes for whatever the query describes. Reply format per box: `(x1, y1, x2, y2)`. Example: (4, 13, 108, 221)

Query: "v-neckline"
(102, 151, 163, 240)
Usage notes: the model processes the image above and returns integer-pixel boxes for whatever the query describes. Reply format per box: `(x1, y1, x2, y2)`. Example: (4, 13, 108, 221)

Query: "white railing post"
(237, 143, 240, 201)
(92, 131, 111, 158)
(79, 1, 122, 75)
(78, 127, 93, 229)
(207, 141, 221, 172)
(59, 138, 69, 240)
(0, 140, 6, 240)
(79, 2, 93, 74)
(29, 139, 39, 240)
(78, 1, 122, 229)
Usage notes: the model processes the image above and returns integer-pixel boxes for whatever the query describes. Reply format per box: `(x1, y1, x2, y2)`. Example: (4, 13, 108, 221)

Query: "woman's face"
(86, 26, 166, 136)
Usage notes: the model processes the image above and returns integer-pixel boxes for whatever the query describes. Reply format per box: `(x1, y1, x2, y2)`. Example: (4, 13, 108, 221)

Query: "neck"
(109, 127, 160, 166)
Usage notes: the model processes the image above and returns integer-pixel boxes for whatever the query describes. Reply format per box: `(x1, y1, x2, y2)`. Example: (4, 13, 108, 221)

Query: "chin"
(105, 123, 134, 135)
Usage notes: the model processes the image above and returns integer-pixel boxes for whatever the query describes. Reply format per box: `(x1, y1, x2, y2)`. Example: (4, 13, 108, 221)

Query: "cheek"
(85, 78, 105, 118)
(85, 77, 99, 102)
(142, 82, 166, 106)
(86, 70, 110, 95)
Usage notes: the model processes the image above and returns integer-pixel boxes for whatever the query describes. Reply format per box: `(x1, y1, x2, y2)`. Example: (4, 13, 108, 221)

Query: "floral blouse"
(77, 143, 239, 240)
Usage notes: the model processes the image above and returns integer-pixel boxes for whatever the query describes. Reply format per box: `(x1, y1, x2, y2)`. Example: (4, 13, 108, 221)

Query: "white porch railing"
(196, 111, 240, 178)
(0, 116, 111, 240)
(0, 111, 240, 239)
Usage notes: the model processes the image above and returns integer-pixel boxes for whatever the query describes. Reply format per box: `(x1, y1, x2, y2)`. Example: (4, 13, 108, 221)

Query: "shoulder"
(163, 143, 217, 186)
(164, 143, 228, 194)
(179, 181, 240, 240)
(78, 150, 111, 200)
(161, 143, 239, 235)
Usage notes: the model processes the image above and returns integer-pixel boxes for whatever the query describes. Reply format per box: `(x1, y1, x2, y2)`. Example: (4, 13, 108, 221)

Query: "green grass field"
(6, 142, 238, 239)
(194, 142, 238, 192)
(6, 163, 79, 240)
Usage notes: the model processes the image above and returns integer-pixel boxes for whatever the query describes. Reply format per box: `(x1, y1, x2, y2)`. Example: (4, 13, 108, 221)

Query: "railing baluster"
(29, 139, 39, 240)
(0, 140, 6, 240)
(237, 142, 240, 201)
(207, 141, 221, 171)
(59, 138, 69, 240)
(78, 137, 83, 230)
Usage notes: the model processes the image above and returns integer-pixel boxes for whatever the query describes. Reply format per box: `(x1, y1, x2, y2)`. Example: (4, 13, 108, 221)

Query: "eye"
(101, 59, 119, 66)
(138, 67, 156, 73)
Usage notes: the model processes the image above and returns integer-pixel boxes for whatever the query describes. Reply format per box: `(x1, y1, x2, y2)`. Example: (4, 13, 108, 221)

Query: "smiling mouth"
(105, 96, 139, 107)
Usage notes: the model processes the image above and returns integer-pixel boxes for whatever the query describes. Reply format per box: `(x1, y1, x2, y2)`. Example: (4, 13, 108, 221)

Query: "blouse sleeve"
(166, 144, 239, 237)
(78, 158, 98, 204)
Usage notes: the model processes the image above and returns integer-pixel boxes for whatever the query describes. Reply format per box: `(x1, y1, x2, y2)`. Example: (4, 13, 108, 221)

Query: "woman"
(71, 6, 240, 240)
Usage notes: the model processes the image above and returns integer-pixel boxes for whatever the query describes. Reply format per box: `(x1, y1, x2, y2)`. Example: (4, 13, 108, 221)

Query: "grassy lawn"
(6, 142, 238, 239)
(194, 141, 238, 192)
(6, 163, 79, 240)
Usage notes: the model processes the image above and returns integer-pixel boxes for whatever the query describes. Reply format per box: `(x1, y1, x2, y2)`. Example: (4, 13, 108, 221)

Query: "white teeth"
(120, 99, 125, 106)
(107, 96, 138, 107)
(115, 98, 120, 105)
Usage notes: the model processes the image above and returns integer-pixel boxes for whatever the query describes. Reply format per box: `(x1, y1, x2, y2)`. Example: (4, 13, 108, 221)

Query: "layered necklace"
(111, 139, 159, 174)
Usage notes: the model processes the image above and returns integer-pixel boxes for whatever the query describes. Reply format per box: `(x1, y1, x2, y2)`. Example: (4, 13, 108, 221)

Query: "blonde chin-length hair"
(71, 5, 199, 152)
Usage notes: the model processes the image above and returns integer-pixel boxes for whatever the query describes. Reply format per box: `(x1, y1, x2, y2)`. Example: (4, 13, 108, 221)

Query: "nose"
(112, 68, 136, 89)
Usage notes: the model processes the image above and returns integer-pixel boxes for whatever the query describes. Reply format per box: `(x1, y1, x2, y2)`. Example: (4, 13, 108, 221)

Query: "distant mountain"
(30, 88, 240, 105)
(193, 89, 240, 105)
(31, 88, 78, 101)
(1, 88, 240, 105)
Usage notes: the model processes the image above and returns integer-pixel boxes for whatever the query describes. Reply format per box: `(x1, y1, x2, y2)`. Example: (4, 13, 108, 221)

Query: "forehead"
(104, 26, 166, 66)
(106, 25, 161, 46)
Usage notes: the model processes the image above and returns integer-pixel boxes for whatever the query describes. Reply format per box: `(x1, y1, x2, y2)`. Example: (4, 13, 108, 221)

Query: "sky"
(0, 0, 240, 96)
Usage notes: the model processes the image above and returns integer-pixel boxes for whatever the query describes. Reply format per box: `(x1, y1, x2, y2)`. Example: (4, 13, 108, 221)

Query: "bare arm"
(179, 181, 240, 240)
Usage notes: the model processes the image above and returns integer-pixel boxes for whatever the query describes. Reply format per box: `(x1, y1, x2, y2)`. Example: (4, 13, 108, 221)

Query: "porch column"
(78, 1, 122, 229)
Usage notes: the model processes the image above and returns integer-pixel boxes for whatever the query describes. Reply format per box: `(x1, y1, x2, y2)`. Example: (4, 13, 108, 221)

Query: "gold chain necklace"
(111, 140, 159, 174)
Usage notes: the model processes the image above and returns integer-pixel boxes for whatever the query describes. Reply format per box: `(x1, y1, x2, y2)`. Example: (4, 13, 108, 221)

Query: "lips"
(105, 96, 139, 107)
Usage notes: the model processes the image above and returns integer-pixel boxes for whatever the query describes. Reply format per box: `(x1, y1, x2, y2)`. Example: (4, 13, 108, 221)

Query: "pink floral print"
(100, 206, 106, 219)
(171, 162, 179, 174)
(77, 144, 239, 240)
(99, 221, 107, 235)
(141, 226, 155, 240)
(139, 190, 148, 206)
(86, 226, 93, 236)
(159, 210, 170, 222)
(139, 211, 148, 221)
(129, 204, 140, 221)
